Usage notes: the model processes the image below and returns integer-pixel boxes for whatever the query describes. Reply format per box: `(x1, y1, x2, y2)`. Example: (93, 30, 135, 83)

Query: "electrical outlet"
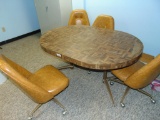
(2, 27, 6, 32)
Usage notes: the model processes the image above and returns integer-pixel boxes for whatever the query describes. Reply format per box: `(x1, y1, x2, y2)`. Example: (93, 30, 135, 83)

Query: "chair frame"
(28, 98, 67, 119)
(68, 9, 90, 26)
(0, 54, 69, 119)
(108, 76, 156, 107)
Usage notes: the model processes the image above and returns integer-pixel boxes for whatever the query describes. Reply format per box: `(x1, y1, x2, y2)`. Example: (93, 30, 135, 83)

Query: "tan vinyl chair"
(109, 54, 160, 107)
(92, 15, 114, 30)
(139, 53, 154, 64)
(92, 15, 153, 64)
(0, 54, 69, 119)
(87, 15, 114, 74)
(68, 9, 90, 26)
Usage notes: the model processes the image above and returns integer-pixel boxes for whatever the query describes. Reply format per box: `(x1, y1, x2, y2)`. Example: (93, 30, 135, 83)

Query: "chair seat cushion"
(112, 61, 144, 81)
(28, 65, 69, 96)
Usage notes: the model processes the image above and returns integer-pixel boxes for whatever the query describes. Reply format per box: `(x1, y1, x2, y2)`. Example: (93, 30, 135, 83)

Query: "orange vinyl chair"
(92, 15, 114, 30)
(0, 54, 69, 119)
(68, 9, 90, 26)
(139, 53, 154, 64)
(90, 15, 115, 73)
(92, 15, 154, 63)
(109, 54, 160, 107)
(87, 15, 114, 74)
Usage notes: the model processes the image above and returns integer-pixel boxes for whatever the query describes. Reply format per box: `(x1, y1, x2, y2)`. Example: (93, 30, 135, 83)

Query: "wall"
(34, 0, 72, 34)
(0, 0, 40, 42)
(72, 0, 85, 9)
(0, 0, 39, 84)
(73, 0, 160, 56)
(0, 0, 159, 56)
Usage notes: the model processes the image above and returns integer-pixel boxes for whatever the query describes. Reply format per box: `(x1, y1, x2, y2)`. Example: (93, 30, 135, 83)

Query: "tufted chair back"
(68, 9, 90, 25)
(92, 15, 114, 30)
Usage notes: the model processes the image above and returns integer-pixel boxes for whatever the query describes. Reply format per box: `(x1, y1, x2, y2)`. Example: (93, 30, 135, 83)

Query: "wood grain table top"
(40, 25, 143, 70)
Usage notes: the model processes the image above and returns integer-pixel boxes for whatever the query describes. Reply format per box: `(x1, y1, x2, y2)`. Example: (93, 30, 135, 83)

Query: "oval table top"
(40, 25, 143, 70)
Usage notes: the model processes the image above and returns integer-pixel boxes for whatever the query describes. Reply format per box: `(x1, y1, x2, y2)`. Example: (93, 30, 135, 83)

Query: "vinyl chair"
(68, 9, 90, 26)
(92, 15, 152, 64)
(0, 54, 69, 119)
(92, 15, 114, 30)
(139, 53, 154, 64)
(109, 54, 160, 107)
(88, 15, 114, 75)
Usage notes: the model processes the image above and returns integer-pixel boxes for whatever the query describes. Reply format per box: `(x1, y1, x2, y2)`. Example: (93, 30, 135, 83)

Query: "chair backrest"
(68, 9, 90, 25)
(92, 15, 114, 30)
(0, 54, 52, 103)
(125, 54, 160, 89)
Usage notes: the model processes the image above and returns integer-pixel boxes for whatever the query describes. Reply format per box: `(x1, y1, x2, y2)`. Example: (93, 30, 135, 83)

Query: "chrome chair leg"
(57, 65, 74, 70)
(108, 76, 124, 85)
(137, 89, 156, 104)
(120, 87, 130, 107)
(28, 104, 42, 120)
(88, 71, 91, 74)
(52, 98, 68, 115)
(103, 71, 115, 105)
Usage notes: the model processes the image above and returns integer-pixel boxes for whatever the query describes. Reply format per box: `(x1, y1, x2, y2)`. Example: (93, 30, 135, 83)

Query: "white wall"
(0, 0, 39, 84)
(73, 0, 160, 56)
(0, 0, 159, 56)
(72, 0, 85, 9)
(0, 0, 40, 42)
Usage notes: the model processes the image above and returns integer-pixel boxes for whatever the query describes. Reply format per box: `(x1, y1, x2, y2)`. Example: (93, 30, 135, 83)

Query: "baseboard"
(0, 29, 40, 46)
